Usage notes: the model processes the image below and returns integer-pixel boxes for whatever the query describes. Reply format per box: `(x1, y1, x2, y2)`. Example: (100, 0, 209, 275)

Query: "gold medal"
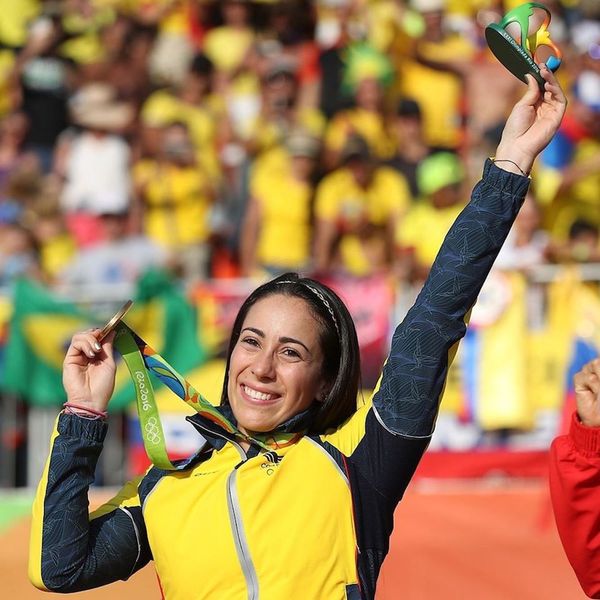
(98, 300, 133, 342)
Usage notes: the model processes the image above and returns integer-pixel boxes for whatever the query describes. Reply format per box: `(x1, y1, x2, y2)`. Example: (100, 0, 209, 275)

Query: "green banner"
(1, 270, 205, 410)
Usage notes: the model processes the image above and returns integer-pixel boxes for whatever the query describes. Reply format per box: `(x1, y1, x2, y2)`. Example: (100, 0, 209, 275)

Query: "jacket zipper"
(189, 418, 259, 599)
(227, 465, 260, 600)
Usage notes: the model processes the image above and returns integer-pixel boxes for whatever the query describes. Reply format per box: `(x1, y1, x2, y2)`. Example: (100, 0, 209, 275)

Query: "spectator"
(386, 97, 440, 200)
(323, 42, 396, 169)
(11, 13, 74, 172)
(59, 209, 167, 290)
(240, 129, 320, 277)
(539, 64, 600, 240)
(0, 111, 40, 195)
(27, 194, 76, 284)
(96, 18, 156, 108)
(133, 121, 214, 282)
(395, 151, 466, 282)
(203, 0, 256, 78)
(56, 82, 134, 247)
(547, 219, 600, 264)
(244, 59, 325, 159)
(141, 52, 222, 180)
(314, 134, 410, 276)
(495, 192, 549, 272)
(0, 220, 40, 288)
(145, 0, 196, 87)
(395, 0, 475, 151)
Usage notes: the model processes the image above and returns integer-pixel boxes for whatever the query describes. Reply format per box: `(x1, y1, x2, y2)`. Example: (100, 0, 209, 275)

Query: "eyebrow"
(241, 327, 311, 354)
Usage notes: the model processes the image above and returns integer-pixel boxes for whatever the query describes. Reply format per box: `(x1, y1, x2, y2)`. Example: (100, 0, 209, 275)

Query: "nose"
(251, 350, 276, 380)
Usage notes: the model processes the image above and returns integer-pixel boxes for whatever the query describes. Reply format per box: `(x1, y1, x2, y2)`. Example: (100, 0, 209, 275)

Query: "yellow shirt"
(0, 0, 40, 47)
(247, 107, 326, 156)
(59, 6, 116, 64)
(251, 166, 312, 270)
(0, 50, 16, 118)
(324, 107, 396, 160)
(396, 201, 465, 267)
(203, 26, 254, 74)
(539, 138, 600, 240)
(141, 90, 221, 180)
(399, 36, 474, 149)
(315, 166, 411, 275)
(39, 234, 76, 281)
(134, 160, 212, 247)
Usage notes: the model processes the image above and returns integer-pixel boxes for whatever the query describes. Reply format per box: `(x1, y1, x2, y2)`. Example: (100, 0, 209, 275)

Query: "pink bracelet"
(63, 402, 108, 419)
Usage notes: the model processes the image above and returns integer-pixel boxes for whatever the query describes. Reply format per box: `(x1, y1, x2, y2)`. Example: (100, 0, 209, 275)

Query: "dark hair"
(189, 53, 214, 77)
(396, 98, 421, 119)
(569, 219, 598, 241)
(220, 272, 361, 432)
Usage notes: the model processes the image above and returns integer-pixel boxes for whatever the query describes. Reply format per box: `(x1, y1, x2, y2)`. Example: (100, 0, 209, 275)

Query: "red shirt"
(550, 412, 600, 598)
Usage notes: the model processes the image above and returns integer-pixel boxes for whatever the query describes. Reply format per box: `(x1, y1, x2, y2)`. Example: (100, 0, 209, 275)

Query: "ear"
(316, 381, 331, 403)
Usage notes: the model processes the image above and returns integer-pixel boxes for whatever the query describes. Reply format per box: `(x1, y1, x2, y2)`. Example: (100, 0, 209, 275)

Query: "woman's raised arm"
(373, 65, 566, 439)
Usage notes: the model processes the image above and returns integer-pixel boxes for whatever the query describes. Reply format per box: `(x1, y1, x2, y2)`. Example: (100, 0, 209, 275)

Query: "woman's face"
(227, 294, 327, 435)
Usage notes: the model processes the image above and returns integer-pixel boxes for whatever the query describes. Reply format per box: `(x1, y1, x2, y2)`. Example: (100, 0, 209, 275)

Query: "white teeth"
(243, 385, 275, 401)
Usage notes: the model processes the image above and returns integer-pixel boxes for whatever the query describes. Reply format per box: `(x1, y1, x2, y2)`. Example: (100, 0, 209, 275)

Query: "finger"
(574, 366, 600, 395)
(67, 332, 103, 359)
(582, 358, 600, 377)
(574, 371, 594, 395)
(588, 358, 600, 378)
(518, 74, 541, 107)
(588, 373, 600, 396)
(540, 64, 567, 105)
(97, 330, 116, 360)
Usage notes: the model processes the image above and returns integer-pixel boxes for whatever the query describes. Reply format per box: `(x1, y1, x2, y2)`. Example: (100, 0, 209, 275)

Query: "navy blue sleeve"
(373, 159, 530, 439)
(31, 413, 152, 592)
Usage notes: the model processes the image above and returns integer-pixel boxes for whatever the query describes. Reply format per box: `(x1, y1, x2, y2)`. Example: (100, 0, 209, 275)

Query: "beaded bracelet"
(63, 402, 108, 420)
(491, 158, 530, 178)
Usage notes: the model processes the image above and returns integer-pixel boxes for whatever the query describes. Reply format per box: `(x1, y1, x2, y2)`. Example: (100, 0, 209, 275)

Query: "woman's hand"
(495, 64, 567, 176)
(574, 358, 600, 428)
(62, 330, 116, 413)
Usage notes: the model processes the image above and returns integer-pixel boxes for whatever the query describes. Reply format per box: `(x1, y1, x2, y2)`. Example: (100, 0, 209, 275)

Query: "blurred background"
(0, 0, 598, 597)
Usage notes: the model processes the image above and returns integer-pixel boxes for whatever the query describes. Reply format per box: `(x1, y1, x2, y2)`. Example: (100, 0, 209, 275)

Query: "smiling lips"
(241, 384, 280, 404)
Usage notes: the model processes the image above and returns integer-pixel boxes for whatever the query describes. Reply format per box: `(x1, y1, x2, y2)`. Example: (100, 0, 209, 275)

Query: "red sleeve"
(549, 412, 600, 599)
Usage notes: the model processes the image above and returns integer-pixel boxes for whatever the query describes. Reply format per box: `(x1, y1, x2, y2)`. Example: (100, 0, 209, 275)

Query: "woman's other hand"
(62, 330, 116, 413)
(495, 64, 567, 176)
(574, 358, 600, 428)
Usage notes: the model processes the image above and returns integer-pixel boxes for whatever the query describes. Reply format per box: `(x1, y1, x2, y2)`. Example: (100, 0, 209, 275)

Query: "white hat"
(70, 83, 134, 131)
(410, 0, 445, 13)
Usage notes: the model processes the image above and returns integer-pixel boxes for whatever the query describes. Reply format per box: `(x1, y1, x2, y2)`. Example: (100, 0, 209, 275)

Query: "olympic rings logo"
(144, 417, 162, 445)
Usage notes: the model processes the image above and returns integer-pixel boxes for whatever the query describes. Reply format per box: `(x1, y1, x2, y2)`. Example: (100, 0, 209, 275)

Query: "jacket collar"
(186, 402, 319, 451)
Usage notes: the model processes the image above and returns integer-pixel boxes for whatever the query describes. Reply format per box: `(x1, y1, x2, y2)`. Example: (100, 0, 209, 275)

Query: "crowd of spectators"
(0, 0, 598, 294)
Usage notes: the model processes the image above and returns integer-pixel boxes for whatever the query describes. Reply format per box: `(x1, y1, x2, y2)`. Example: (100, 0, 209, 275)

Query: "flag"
(1, 270, 206, 410)
(1, 278, 89, 406)
(111, 269, 206, 410)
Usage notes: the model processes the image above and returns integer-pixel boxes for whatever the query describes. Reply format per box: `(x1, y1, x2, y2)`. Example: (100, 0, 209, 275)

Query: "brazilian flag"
(1, 270, 205, 409)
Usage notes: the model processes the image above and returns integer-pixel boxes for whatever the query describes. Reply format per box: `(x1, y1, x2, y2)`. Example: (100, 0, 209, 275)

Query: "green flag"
(1, 270, 205, 410)
(1, 278, 88, 406)
(111, 270, 206, 410)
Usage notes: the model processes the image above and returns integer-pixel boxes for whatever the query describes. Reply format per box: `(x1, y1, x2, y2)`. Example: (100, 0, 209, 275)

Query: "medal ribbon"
(114, 322, 302, 469)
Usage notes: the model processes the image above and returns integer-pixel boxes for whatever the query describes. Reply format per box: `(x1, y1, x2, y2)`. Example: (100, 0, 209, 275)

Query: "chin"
(238, 418, 277, 435)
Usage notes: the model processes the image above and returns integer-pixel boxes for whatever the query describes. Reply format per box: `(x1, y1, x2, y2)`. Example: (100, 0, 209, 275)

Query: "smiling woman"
(223, 275, 360, 438)
(28, 65, 567, 600)
(227, 293, 331, 436)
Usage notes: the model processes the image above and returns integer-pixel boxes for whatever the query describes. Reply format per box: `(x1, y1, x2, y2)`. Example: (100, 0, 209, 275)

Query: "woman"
(29, 66, 566, 599)
(550, 357, 600, 599)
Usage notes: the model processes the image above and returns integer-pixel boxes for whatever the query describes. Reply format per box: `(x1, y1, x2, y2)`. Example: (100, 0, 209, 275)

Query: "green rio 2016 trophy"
(485, 2, 562, 88)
